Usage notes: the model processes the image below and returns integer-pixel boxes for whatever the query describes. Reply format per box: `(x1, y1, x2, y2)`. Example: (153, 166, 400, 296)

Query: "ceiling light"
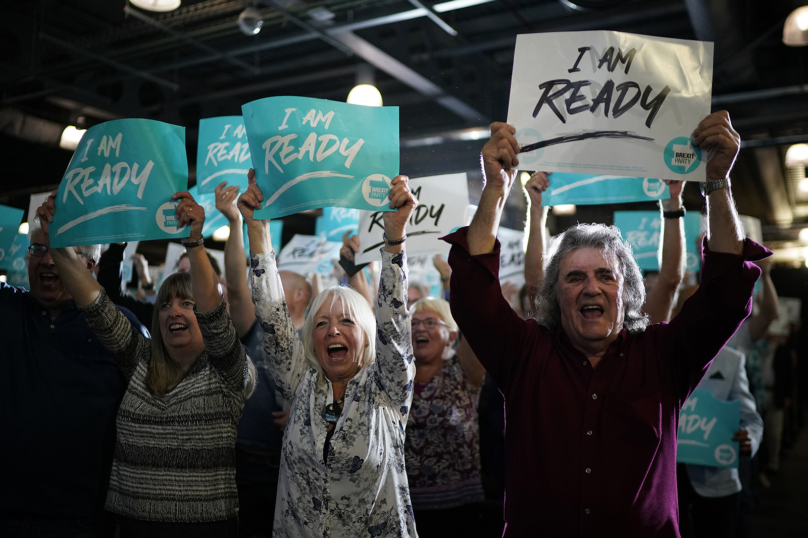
(308, 6, 335, 23)
(129, 0, 181, 12)
(552, 204, 577, 216)
(433, 0, 495, 12)
(786, 144, 808, 166)
(238, 7, 264, 36)
(60, 126, 86, 150)
(783, 6, 808, 46)
(18, 222, 29, 235)
(212, 225, 231, 242)
(347, 84, 383, 107)
(799, 228, 808, 244)
(799, 179, 808, 193)
(456, 128, 489, 141)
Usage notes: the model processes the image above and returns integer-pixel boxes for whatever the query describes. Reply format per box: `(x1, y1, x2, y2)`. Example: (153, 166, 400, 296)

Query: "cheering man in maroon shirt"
(442, 111, 770, 537)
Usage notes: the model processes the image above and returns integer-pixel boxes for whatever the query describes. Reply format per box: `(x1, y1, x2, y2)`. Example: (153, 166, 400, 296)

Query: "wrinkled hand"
(481, 122, 520, 191)
(524, 172, 550, 208)
(732, 429, 752, 455)
(214, 181, 241, 223)
(35, 190, 58, 238)
(273, 409, 290, 431)
(340, 231, 360, 263)
(692, 111, 740, 182)
(433, 254, 451, 281)
(238, 169, 264, 226)
(383, 175, 418, 239)
(172, 191, 205, 241)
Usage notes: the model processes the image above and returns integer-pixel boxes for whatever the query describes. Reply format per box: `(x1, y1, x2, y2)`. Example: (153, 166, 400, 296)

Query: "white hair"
(302, 286, 377, 373)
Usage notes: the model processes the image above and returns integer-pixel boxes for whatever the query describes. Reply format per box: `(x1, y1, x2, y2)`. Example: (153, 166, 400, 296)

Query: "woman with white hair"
(406, 296, 485, 537)
(239, 170, 419, 537)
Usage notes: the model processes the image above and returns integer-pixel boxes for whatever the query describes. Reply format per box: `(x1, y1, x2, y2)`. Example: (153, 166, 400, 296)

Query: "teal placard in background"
(0, 205, 24, 267)
(196, 116, 251, 194)
(315, 207, 359, 242)
(51, 119, 189, 247)
(543, 173, 671, 206)
(615, 210, 703, 272)
(242, 96, 399, 219)
(0, 233, 30, 288)
(677, 389, 741, 468)
(189, 185, 229, 239)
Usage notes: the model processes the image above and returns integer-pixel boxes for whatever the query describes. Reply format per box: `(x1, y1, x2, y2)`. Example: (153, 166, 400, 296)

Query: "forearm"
(186, 246, 222, 312)
(50, 248, 103, 307)
(197, 299, 247, 391)
(223, 218, 255, 337)
(80, 290, 143, 378)
(524, 204, 548, 289)
(246, 220, 272, 254)
(645, 206, 685, 324)
(347, 270, 373, 307)
(468, 185, 510, 256)
(706, 186, 744, 255)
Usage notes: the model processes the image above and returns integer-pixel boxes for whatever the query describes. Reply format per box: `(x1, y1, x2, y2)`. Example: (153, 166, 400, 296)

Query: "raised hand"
(341, 231, 361, 263)
(524, 172, 550, 208)
(433, 254, 451, 281)
(237, 169, 264, 226)
(35, 190, 58, 237)
(692, 110, 741, 182)
(214, 181, 241, 223)
(481, 122, 520, 190)
(172, 191, 206, 241)
(382, 175, 418, 241)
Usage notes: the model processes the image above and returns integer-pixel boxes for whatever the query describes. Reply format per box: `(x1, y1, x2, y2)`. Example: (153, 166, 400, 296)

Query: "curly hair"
(535, 223, 649, 333)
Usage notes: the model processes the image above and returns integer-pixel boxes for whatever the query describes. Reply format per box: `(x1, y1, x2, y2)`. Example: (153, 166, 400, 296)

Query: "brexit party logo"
(156, 202, 186, 234)
(362, 174, 392, 207)
(664, 137, 702, 175)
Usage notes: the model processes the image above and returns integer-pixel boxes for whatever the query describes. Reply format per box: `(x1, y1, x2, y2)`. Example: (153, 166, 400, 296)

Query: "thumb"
(248, 168, 256, 185)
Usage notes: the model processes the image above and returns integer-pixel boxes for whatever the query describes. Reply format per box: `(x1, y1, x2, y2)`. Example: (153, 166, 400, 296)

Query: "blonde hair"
(409, 297, 457, 331)
(302, 286, 376, 372)
(146, 271, 256, 397)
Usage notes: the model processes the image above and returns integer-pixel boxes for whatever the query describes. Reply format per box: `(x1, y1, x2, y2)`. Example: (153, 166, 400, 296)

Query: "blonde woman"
(38, 191, 254, 538)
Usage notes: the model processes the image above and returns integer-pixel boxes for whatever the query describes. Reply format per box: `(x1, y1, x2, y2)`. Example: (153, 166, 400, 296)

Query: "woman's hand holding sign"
(382, 175, 418, 254)
(172, 191, 206, 242)
(238, 169, 272, 255)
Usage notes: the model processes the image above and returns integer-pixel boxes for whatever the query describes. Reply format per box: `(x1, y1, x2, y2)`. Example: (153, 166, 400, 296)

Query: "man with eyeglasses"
(0, 223, 146, 537)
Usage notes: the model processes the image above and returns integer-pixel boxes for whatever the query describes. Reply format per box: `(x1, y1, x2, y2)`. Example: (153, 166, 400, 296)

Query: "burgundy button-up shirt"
(443, 228, 769, 537)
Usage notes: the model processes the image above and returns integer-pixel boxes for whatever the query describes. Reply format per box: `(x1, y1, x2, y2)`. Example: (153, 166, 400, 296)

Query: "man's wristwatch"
(700, 178, 729, 197)
(181, 236, 205, 249)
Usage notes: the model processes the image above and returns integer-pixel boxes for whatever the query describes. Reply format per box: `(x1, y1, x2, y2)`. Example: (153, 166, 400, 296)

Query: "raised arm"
(340, 231, 374, 307)
(695, 111, 744, 255)
(748, 258, 779, 343)
(456, 333, 485, 389)
(523, 172, 550, 312)
(240, 169, 308, 400)
(643, 180, 686, 324)
(215, 181, 255, 338)
(374, 175, 418, 408)
(467, 122, 521, 255)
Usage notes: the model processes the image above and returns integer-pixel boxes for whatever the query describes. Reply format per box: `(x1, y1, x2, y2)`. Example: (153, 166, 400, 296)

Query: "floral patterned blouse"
(406, 355, 484, 510)
(250, 249, 418, 538)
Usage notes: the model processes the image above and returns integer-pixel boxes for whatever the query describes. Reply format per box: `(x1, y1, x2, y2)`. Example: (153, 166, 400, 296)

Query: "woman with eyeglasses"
(406, 296, 486, 537)
(36, 191, 254, 538)
(239, 170, 419, 537)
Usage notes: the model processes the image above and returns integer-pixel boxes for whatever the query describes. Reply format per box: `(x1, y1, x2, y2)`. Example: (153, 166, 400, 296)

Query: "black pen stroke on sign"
(361, 230, 441, 254)
(519, 131, 655, 154)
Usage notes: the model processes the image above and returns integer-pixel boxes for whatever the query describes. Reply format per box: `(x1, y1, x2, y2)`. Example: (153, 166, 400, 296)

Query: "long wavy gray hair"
(535, 223, 649, 333)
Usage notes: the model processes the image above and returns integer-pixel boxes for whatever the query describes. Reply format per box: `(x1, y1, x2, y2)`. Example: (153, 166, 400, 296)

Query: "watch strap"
(701, 178, 729, 196)
(181, 236, 205, 249)
(662, 208, 686, 219)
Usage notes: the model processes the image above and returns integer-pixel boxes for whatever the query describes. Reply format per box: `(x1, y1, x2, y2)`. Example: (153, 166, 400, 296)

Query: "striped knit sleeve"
(80, 289, 147, 380)
(196, 298, 247, 393)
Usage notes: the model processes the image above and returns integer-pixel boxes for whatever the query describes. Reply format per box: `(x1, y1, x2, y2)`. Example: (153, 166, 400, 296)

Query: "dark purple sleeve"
(659, 238, 771, 405)
(442, 227, 539, 392)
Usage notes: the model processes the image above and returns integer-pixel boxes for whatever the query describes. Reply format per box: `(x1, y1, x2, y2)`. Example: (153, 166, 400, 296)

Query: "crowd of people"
(1, 109, 805, 538)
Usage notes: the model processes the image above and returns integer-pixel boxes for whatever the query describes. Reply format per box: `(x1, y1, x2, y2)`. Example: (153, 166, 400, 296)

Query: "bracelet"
(662, 208, 686, 219)
(383, 232, 407, 245)
(181, 236, 205, 249)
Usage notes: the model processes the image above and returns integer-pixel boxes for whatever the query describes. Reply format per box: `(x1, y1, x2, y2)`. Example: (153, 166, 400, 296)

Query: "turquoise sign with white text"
(0, 205, 24, 267)
(677, 389, 740, 468)
(315, 207, 360, 242)
(543, 173, 670, 206)
(242, 96, 399, 219)
(0, 233, 30, 288)
(614, 211, 661, 271)
(196, 116, 251, 194)
(51, 119, 189, 248)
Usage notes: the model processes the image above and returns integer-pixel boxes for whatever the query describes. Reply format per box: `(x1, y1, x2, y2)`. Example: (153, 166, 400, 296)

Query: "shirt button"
(585, 467, 591, 474)
(587, 430, 593, 436)
(50, 325, 55, 329)
(620, 353, 624, 357)
(585, 508, 591, 515)
(582, 361, 587, 366)
(592, 394, 597, 400)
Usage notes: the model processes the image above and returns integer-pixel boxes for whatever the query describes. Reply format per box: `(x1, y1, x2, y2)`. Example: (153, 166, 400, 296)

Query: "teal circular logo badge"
(663, 137, 702, 175)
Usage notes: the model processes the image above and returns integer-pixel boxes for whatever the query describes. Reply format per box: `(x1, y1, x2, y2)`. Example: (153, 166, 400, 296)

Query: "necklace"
(323, 395, 345, 425)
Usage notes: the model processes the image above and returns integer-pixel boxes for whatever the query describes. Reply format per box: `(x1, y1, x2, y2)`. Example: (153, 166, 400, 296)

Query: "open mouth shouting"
(168, 323, 188, 334)
(580, 305, 604, 320)
(327, 343, 349, 360)
(39, 272, 59, 286)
